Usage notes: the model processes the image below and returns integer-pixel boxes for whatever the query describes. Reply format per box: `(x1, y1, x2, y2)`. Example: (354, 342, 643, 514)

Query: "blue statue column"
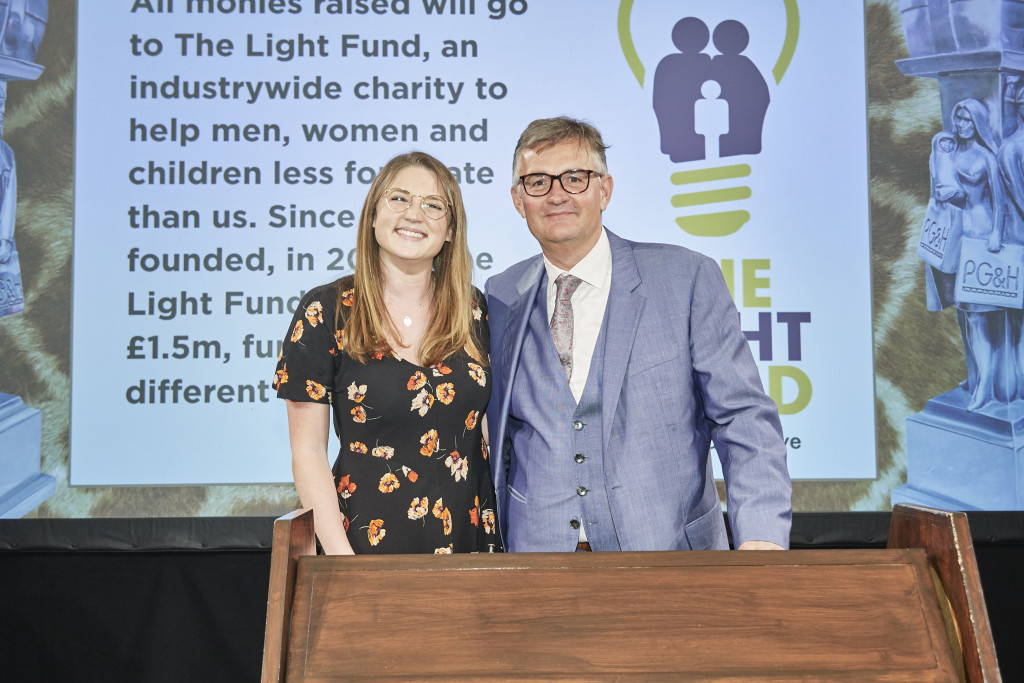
(0, 0, 52, 518)
(893, 0, 1024, 510)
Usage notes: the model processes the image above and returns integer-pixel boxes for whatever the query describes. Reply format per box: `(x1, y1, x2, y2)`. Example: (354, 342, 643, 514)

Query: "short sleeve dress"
(273, 277, 500, 554)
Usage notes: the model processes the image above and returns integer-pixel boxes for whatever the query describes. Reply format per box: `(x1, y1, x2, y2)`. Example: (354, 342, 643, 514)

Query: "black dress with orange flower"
(273, 278, 500, 554)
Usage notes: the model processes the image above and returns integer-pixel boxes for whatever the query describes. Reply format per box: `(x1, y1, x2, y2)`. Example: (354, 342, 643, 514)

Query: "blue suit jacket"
(485, 229, 792, 550)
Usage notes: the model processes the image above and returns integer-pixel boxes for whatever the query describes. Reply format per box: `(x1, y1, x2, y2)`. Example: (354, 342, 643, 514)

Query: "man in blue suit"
(485, 117, 792, 552)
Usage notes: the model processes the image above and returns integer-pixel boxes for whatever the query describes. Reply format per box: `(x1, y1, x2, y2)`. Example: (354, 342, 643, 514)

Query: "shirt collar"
(543, 228, 612, 290)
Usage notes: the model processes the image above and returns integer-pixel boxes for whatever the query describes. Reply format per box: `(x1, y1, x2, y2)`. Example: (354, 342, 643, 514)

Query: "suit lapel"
(491, 258, 543, 546)
(601, 231, 644, 449)
(496, 258, 544, 440)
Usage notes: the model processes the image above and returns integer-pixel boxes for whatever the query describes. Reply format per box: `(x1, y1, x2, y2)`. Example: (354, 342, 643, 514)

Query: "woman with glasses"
(273, 152, 499, 554)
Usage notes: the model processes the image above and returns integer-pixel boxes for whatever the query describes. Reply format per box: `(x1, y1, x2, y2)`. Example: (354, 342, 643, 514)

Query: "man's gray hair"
(512, 116, 610, 184)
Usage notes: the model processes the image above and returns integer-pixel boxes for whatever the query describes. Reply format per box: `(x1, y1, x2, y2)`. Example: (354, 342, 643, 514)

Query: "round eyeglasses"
(383, 188, 449, 220)
(519, 169, 597, 197)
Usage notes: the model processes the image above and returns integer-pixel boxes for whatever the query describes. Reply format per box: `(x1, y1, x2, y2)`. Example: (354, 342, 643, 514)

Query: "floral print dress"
(273, 278, 499, 554)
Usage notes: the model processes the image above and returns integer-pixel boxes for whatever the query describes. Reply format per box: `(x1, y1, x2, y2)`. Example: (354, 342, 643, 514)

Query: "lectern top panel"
(283, 549, 959, 682)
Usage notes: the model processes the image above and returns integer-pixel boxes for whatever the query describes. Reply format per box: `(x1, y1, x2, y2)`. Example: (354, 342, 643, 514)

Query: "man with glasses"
(485, 117, 792, 553)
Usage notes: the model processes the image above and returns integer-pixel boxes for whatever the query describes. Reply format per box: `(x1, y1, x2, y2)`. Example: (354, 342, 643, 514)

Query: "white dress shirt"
(543, 228, 613, 403)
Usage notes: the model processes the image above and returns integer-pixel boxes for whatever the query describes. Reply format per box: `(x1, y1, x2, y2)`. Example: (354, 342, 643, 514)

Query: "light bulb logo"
(618, 0, 799, 237)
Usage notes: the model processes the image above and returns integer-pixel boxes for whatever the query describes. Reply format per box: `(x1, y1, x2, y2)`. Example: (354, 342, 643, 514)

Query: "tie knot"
(555, 273, 583, 302)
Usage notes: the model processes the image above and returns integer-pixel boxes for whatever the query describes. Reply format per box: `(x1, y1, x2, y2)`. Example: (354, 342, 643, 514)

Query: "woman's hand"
(287, 400, 356, 555)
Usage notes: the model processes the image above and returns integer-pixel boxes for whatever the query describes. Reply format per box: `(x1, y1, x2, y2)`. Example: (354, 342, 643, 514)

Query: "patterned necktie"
(550, 273, 583, 381)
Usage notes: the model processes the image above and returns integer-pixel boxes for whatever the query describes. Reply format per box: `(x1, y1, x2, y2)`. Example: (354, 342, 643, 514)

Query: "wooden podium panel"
(286, 550, 957, 682)
(888, 504, 999, 682)
(264, 506, 998, 682)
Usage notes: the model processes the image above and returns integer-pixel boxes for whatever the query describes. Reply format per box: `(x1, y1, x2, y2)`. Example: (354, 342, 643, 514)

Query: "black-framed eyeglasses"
(383, 188, 449, 220)
(519, 170, 598, 197)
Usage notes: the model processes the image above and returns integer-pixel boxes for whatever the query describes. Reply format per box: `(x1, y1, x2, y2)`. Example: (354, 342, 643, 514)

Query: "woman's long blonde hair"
(336, 152, 485, 366)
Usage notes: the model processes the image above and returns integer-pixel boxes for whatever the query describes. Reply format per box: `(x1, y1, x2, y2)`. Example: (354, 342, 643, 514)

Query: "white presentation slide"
(71, 1, 873, 485)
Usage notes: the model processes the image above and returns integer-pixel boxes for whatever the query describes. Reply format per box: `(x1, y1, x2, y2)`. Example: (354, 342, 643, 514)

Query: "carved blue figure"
(0, 84, 16, 268)
(0, 0, 47, 319)
(923, 130, 972, 389)
(949, 99, 1005, 411)
(996, 80, 1024, 402)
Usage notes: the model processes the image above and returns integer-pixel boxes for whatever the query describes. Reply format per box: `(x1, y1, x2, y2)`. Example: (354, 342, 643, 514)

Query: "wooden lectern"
(262, 504, 999, 681)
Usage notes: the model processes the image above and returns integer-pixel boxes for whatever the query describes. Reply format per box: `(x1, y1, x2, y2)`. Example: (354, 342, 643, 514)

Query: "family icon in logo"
(617, 2, 799, 237)
(653, 17, 769, 163)
(653, 17, 768, 237)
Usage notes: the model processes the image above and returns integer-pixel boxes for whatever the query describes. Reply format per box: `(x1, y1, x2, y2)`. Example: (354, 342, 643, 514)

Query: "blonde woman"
(274, 152, 498, 554)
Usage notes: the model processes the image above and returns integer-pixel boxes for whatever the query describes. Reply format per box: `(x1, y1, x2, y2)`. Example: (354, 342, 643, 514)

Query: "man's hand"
(738, 540, 784, 550)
